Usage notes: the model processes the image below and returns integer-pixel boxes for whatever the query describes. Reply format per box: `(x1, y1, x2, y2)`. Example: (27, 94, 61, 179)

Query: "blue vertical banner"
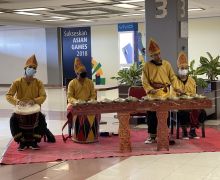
(61, 27, 92, 85)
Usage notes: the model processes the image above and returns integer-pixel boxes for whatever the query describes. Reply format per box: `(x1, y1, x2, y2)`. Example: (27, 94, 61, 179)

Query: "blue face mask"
(25, 67, 36, 77)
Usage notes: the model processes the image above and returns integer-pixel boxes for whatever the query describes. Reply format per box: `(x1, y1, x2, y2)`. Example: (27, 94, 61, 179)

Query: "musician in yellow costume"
(67, 57, 96, 104)
(66, 57, 99, 143)
(6, 55, 55, 151)
(142, 39, 182, 144)
(175, 52, 206, 139)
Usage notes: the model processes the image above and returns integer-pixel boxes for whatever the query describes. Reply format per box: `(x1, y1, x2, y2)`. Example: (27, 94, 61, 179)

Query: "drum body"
(15, 112, 40, 142)
(14, 104, 41, 141)
(72, 114, 100, 143)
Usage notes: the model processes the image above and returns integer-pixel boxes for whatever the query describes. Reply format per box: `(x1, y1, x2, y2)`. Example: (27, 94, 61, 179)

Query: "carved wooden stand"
(156, 111, 169, 151)
(118, 112, 132, 152)
(67, 99, 212, 152)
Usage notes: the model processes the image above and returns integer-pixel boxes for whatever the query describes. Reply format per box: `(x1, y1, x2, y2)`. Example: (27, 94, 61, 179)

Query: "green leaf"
(206, 52, 213, 61)
(110, 63, 143, 86)
(200, 56, 209, 65)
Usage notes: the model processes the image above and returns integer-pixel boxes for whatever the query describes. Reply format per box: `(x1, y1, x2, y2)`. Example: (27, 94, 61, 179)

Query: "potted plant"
(193, 52, 220, 119)
(188, 59, 208, 90)
(196, 52, 220, 90)
(111, 63, 143, 98)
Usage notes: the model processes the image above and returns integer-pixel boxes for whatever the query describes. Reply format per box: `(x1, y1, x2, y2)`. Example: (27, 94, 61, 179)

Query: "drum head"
(14, 104, 41, 115)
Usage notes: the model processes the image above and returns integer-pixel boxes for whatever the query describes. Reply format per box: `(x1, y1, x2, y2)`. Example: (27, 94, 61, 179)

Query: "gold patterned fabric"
(67, 78, 96, 104)
(142, 60, 180, 98)
(177, 52, 188, 68)
(148, 38, 160, 56)
(24, 54, 38, 68)
(74, 57, 86, 74)
(178, 76, 196, 96)
(6, 77, 46, 105)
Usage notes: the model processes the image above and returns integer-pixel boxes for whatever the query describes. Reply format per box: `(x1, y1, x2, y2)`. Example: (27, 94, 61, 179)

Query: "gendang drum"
(14, 104, 41, 142)
(72, 114, 100, 143)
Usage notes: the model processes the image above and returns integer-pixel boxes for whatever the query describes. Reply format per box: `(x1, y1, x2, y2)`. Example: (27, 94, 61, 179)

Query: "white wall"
(91, 23, 145, 85)
(188, 17, 220, 67)
(2, 18, 218, 86)
(0, 28, 47, 84)
(91, 24, 119, 85)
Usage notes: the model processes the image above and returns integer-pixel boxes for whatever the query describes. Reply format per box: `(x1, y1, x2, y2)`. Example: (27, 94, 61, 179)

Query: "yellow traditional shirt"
(67, 78, 96, 103)
(177, 76, 196, 96)
(6, 77, 46, 106)
(142, 60, 180, 98)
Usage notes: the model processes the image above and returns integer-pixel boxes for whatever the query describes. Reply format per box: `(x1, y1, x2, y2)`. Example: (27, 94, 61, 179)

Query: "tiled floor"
(1, 87, 220, 180)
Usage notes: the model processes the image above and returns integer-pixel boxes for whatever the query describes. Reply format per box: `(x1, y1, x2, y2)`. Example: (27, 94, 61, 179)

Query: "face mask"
(25, 67, 36, 77)
(178, 69, 188, 76)
(79, 72, 87, 78)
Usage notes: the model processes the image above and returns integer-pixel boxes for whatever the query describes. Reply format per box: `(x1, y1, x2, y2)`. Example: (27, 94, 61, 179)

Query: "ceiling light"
(0, 12, 4, 14)
(42, 19, 62, 22)
(121, 13, 143, 16)
(188, 8, 204, 12)
(51, 16, 68, 19)
(120, 0, 144, 3)
(14, 8, 50, 12)
(14, 12, 41, 16)
(42, 16, 68, 21)
(113, 3, 138, 9)
(77, 19, 93, 22)
(42, 18, 68, 21)
(86, 0, 112, 3)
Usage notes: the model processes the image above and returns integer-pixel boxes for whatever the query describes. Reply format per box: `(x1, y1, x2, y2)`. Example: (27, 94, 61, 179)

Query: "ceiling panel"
(0, 0, 219, 27)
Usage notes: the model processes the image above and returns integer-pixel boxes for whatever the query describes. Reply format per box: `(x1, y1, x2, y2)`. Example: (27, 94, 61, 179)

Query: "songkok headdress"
(74, 57, 86, 74)
(177, 52, 188, 68)
(24, 54, 38, 68)
(148, 38, 160, 56)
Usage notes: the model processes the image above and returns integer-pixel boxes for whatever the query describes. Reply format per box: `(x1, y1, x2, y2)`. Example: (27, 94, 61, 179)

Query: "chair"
(170, 110, 206, 139)
(128, 86, 147, 124)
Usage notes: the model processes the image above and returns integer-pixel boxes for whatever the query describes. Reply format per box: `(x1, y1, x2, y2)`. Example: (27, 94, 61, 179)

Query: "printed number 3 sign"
(155, 0, 167, 18)
(155, 0, 186, 19)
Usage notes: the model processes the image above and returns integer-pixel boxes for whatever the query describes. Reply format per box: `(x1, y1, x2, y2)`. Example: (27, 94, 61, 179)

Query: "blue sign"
(61, 27, 92, 85)
(118, 22, 138, 32)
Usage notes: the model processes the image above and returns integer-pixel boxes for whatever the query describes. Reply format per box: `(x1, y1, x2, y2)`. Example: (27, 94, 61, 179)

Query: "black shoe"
(169, 140, 175, 145)
(182, 129, 189, 140)
(45, 128, 56, 143)
(30, 142, 40, 150)
(17, 142, 27, 151)
(189, 128, 200, 139)
(144, 137, 156, 144)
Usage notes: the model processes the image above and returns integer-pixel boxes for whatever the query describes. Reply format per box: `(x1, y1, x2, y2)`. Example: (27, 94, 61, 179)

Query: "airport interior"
(1, 0, 220, 179)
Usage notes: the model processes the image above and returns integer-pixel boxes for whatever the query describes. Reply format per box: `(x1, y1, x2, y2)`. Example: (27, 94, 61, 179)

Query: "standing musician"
(142, 38, 183, 144)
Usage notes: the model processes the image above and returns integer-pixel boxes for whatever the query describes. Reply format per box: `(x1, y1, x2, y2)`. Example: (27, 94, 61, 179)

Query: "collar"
(150, 59, 162, 66)
(178, 76, 188, 85)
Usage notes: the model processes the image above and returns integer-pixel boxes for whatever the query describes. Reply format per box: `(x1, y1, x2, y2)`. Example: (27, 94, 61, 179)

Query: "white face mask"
(178, 69, 188, 76)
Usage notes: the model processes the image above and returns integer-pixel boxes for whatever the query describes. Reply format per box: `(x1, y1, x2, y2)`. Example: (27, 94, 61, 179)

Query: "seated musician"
(174, 52, 206, 139)
(6, 55, 55, 151)
(142, 38, 183, 144)
(67, 57, 96, 104)
(66, 57, 98, 143)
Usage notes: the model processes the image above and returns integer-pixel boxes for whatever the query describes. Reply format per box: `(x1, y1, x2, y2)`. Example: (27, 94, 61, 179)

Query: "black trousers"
(177, 109, 206, 128)
(10, 112, 47, 143)
(147, 111, 170, 135)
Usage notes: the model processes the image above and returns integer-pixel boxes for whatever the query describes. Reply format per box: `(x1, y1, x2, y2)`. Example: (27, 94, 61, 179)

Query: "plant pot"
(199, 81, 220, 120)
(118, 85, 130, 98)
(211, 80, 220, 91)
